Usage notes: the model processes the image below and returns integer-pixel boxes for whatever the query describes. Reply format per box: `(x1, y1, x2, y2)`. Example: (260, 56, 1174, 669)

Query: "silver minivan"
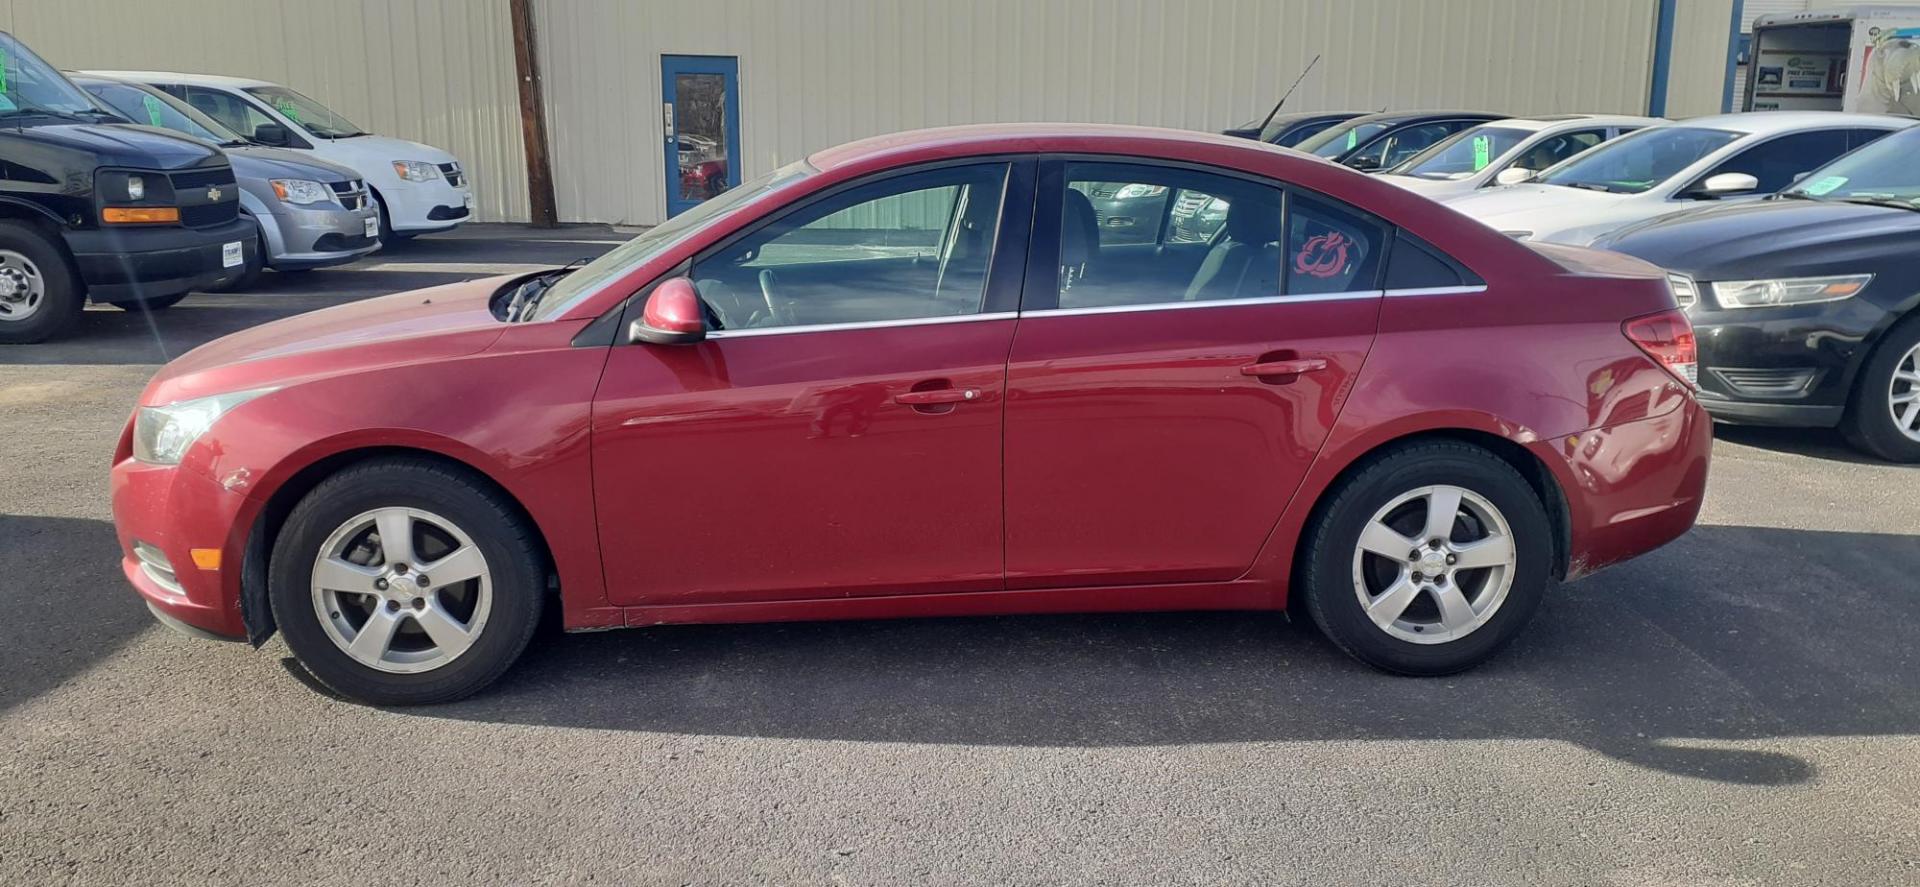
(72, 73, 379, 287)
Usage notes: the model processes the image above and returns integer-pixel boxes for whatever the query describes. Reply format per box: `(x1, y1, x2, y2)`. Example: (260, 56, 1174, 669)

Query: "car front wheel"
(269, 457, 545, 705)
(1300, 441, 1554, 675)
(1842, 315, 1920, 463)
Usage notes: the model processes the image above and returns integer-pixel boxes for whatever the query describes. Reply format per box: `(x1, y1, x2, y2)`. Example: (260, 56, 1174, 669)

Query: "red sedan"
(111, 124, 1710, 705)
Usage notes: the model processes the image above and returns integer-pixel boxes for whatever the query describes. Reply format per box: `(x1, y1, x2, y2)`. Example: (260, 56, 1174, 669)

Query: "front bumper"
(264, 202, 381, 269)
(382, 176, 474, 233)
(110, 453, 256, 640)
(66, 218, 256, 302)
(1687, 298, 1889, 428)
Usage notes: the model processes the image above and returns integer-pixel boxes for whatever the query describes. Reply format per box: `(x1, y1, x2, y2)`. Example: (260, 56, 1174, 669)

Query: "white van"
(1744, 6, 1920, 115)
(86, 71, 474, 244)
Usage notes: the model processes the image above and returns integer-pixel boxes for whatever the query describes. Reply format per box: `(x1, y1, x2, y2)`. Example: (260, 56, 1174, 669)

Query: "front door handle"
(895, 388, 980, 405)
(1240, 358, 1329, 378)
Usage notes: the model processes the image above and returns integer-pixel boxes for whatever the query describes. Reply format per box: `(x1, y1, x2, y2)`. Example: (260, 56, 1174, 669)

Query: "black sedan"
(1292, 110, 1507, 172)
(1594, 125, 1920, 462)
(1220, 110, 1363, 148)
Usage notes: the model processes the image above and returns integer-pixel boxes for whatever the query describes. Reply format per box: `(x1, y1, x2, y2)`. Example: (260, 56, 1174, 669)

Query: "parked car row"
(0, 30, 473, 344)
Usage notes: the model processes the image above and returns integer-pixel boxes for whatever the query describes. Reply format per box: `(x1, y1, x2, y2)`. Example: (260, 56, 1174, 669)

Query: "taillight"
(1623, 308, 1697, 389)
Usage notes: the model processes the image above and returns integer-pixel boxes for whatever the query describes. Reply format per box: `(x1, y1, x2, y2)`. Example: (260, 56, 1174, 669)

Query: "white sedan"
(1380, 114, 1662, 200)
(1440, 112, 1914, 245)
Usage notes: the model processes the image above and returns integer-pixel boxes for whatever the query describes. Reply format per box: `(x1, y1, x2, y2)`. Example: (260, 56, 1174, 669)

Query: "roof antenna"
(1255, 54, 1322, 134)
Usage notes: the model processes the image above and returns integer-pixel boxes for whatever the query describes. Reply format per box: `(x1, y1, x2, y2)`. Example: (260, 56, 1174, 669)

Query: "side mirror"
(1494, 167, 1536, 186)
(252, 122, 290, 146)
(1695, 172, 1760, 197)
(1343, 156, 1381, 172)
(628, 277, 707, 345)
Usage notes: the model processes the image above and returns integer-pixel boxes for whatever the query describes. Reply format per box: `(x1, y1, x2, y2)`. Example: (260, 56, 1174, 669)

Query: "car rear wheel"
(1300, 441, 1553, 675)
(269, 457, 544, 705)
(0, 222, 81, 344)
(1841, 315, 1920, 463)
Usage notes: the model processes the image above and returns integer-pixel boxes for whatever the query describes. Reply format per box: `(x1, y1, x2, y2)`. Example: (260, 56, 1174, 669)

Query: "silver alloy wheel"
(310, 506, 493, 674)
(1889, 342, 1920, 443)
(0, 249, 45, 323)
(1351, 484, 1517, 645)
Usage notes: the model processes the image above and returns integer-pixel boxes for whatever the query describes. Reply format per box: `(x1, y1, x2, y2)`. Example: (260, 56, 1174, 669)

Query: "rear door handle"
(894, 388, 980, 405)
(1240, 358, 1328, 377)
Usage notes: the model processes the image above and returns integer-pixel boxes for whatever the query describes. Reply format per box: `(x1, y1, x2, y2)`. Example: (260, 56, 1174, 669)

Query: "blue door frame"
(662, 54, 742, 218)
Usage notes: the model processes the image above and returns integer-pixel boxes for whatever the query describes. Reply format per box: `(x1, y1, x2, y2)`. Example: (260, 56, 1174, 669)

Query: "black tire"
(102, 293, 189, 312)
(269, 457, 545, 705)
(1299, 441, 1555, 676)
(1840, 314, 1920, 463)
(0, 220, 82, 344)
(371, 191, 415, 246)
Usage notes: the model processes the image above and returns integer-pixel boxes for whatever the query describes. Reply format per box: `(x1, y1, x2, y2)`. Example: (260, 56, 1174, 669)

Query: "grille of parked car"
(168, 166, 240, 228)
(328, 179, 369, 211)
(437, 162, 464, 187)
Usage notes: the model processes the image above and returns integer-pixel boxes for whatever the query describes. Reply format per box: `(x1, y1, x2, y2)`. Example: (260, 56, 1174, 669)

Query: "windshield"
(1781, 126, 1920, 206)
(527, 160, 816, 322)
(0, 33, 100, 116)
(81, 80, 242, 144)
(244, 85, 365, 138)
(1537, 126, 1740, 194)
(1394, 126, 1531, 178)
(1297, 120, 1391, 158)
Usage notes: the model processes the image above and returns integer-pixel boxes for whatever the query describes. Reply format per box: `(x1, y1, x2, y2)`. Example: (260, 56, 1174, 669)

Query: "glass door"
(661, 55, 741, 218)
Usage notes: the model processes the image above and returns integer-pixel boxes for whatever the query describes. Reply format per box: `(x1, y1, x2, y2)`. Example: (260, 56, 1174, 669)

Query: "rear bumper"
(1549, 395, 1713, 579)
(67, 219, 255, 301)
(110, 455, 255, 640)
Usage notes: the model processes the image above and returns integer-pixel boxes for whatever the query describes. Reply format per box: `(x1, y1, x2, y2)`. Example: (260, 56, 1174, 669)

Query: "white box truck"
(1745, 5, 1920, 115)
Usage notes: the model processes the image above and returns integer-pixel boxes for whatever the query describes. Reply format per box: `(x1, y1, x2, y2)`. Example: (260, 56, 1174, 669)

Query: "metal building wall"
(1663, 0, 1741, 116)
(0, 0, 530, 223)
(536, 0, 1732, 227)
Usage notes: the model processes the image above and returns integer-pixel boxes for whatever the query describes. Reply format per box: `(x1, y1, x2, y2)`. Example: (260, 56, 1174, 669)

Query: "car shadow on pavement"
(0, 516, 152, 715)
(1713, 423, 1911, 467)
(418, 523, 1919, 787)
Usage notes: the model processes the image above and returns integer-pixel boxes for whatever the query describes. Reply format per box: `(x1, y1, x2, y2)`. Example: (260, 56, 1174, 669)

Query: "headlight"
(1112, 184, 1167, 199)
(1708, 274, 1872, 309)
(132, 388, 277, 465)
(127, 175, 145, 201)
(391, 160, 441, 182)
(270, 179, 331, 205)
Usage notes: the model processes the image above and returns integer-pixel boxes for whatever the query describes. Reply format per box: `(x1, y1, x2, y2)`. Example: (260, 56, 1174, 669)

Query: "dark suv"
(0, 31, 250, 343)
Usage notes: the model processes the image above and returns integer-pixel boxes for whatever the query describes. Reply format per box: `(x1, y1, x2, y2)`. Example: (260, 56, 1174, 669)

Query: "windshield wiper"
(505, 258, 589, 322)
(1836, 195, 1920, 212)
(1563, 182, 1619, 193)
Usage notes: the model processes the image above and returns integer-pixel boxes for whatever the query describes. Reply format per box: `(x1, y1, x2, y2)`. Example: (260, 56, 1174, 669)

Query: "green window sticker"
(0, 48, 9, 94)
(1344, 130, 1358, 149)
(274, 97, 300, 123)
(1803, 175, 1848, 195)
(142, 94, 167, 126)
(1472, 135, 1491, 170)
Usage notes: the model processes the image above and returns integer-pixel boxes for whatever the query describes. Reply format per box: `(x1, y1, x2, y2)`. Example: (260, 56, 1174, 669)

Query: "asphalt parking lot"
(2, 225, 1916, 886)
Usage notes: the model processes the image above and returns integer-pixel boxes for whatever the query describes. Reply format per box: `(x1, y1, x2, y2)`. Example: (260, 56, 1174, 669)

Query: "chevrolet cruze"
(111, 125, 1711, 705)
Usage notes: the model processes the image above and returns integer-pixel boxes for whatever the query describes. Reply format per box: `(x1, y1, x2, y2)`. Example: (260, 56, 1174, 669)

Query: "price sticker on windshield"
(1803, 175, 1848, 195)
(141, 94, 166, 126)
(1472, 136, 1491, 170)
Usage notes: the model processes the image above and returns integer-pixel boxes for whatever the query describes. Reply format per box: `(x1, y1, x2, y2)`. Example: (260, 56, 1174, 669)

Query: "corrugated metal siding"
(538, 0, 1694, 226)
(0, 0, 529, 222)
(1664, 0, 1739, 117)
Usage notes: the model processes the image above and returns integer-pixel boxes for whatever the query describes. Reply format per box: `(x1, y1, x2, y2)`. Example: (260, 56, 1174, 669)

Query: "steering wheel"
(757, 269, 794, 326)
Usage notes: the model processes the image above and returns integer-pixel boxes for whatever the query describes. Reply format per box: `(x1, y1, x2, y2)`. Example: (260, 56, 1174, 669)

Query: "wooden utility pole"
(509, 0, 559, 227)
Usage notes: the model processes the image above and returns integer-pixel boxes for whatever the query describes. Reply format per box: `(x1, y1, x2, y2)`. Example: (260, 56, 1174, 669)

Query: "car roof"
(1341, 110, 1507, 125)
(808, 123, 1312, 171)
(1666, 111, 1917, 134)
(1488, 114, 1666, 132)
(80, 70, 278, 89)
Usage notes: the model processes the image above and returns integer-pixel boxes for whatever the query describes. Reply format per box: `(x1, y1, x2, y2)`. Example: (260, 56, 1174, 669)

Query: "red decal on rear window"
(1294, 231, 1351, 279)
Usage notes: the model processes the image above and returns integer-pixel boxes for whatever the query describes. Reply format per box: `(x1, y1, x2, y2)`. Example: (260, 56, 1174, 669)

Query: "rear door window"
(1285, 192, 1386, 295)
(181, 86, 280, 140)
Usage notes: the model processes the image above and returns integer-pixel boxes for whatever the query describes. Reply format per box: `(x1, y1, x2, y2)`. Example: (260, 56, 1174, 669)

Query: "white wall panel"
(0, 0, 529, 222)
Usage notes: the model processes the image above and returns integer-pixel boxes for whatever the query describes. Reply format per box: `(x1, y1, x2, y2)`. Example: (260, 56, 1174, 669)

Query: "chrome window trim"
(1022, 290, 1384, 319)
(705, 311, 1018, 339)
(1383, 285, 1489, 298)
